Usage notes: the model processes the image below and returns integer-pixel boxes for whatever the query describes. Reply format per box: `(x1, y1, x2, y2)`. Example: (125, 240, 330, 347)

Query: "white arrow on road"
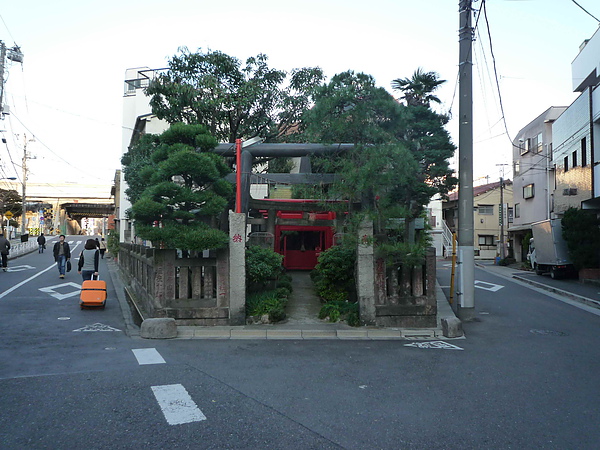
(474, 280, 504, 292)
(39, 282, 82, 300)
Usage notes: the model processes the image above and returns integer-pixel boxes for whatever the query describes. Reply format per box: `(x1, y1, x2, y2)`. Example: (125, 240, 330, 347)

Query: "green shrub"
(106, 229, 120, 255)
(312, 245, 356, 302)
(319, 300, 359, 327)
(276, 279, 293, 293)
(562, 207, 600, 269)
(268, 307, 286, 323)
(275, 287, 291, 298)
(246, 245, 284, 290)
(245, 290, 288, 322)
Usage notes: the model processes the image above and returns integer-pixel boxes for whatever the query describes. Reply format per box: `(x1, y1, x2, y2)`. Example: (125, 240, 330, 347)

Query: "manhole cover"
(530, 329, 568, 336)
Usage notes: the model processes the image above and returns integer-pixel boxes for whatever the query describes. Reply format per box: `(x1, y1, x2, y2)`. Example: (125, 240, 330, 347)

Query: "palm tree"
(391, 68, 446, 107)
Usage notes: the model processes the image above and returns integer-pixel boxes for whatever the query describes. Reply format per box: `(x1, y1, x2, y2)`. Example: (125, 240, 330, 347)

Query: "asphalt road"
(2, 243, 600, 449)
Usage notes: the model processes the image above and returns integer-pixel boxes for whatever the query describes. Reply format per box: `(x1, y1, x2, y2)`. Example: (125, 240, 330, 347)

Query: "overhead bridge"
(62, 203, 115, 219)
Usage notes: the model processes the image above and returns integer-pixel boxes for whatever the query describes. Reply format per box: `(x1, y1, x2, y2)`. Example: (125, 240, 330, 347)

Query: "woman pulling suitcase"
(78, 239, 106, 309)
(78, 239, 99, 280)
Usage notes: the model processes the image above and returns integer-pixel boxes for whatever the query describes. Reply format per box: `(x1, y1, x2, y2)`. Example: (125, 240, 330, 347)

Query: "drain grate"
(530, 329, 569, 336)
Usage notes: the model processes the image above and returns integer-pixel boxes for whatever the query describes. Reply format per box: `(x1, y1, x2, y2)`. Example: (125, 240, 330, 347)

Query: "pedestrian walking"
(78, 238, 99, 281)
(53, 234, 71, 279)
(98, 237, 107, 259)
(37, 233, 46, 253)
(0, 233, 10, 272)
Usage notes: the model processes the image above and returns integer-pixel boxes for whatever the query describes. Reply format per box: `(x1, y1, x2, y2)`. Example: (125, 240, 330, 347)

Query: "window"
(478, 205, 494, 215)
(514, 203, 520, 218)
(478, 235, 495, 247)
(514, 161, 520, 175)
(564, 156, 569, 172)
(535, 133, 543, 153)
(582, 137, 587, 167)
(520, 139, 529, 155)
(572, 151, 577, 168)
(523, 184, 535, 199)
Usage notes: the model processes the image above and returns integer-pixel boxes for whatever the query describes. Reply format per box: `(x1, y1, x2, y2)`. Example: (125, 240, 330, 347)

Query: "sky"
(0, 0, 599, 197)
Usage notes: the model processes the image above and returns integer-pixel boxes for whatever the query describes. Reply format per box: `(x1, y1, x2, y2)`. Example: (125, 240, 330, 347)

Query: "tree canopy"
(391, 68, 446, 108)
(145, 48, 324, 143)
(122, 123, 233, 251)
(298, 70, 456, 225)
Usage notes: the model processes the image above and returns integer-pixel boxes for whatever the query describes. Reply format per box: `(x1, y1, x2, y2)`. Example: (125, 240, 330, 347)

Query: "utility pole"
(497, 163, 508, 259)
(20, 134, 35, 238)
(499, 177, 505, 259)
(0, 41, 6, 117)
(457, 0, 475, 320)
(0, 41, 23, 118)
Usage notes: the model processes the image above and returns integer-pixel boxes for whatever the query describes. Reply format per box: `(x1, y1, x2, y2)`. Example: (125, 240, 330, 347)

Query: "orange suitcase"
(80, 277, 107, 309)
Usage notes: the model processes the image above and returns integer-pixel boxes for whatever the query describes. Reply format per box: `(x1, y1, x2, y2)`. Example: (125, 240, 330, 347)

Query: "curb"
(512, 274, 600, 309)
(175, 325, 441, 340)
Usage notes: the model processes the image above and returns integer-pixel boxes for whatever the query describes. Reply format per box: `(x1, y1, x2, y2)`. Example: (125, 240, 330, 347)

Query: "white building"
(552, 26, 600, 214)
(509, 106, 566, 262)
(118, 68, 169, 243)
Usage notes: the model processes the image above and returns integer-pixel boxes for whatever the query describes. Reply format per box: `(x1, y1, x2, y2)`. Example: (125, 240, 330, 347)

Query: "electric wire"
(571, 0, 600, 23)
(9, 112, 110, 183)
(481, 0, 513, 144)
(0, 13, 17, 44)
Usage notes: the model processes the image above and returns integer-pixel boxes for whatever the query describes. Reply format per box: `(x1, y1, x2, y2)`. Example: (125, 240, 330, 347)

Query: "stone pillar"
(153, 249, 177, 316)
(356, 219, 376, 325)
(229, 210, 246, 325)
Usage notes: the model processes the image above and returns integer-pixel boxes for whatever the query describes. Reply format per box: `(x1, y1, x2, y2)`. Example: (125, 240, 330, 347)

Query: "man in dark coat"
(52, 234, 71, 279)
(0, 233, 10, 272)
(37, 233, 46, 253)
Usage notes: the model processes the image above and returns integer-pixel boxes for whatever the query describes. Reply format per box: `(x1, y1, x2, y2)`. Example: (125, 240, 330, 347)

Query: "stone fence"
(356, 220, 437, 328)
(118, 244, 232, 325)
(118, 213, 435, 328)
(118, 212, 247, 326)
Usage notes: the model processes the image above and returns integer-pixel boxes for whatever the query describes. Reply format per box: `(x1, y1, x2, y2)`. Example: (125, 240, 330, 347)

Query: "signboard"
(4, 211, 13, 219)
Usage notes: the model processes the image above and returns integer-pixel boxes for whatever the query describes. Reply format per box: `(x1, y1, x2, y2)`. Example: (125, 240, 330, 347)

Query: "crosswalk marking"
(132, 348, 166, 365)
(151, 384, 206, 425)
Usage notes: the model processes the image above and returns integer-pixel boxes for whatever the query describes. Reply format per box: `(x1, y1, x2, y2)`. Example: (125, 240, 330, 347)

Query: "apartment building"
(509, 107, 566, 262)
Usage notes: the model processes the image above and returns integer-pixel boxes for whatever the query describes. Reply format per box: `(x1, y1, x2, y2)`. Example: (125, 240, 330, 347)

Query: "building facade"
(509, 106, 566, 262)
(443, 180, 513, 260)
(118, 67, 169, 243)
(567, 26, 600, 212)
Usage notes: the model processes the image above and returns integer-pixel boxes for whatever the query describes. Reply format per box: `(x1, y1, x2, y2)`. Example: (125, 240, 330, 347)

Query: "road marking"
(132, 348, 166, 365)
(151, 384, 206, 425)
(73, 323, 121, 332)
(0, 263, 57, 299)
(39, 282, 82, 300)
(474, 280, 504, 292)
(404, 341, 464, 350)
(3, 264, 36, 273)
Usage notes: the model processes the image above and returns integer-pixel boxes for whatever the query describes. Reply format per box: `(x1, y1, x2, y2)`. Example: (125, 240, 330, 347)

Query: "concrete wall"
(552, 92, 592, 215)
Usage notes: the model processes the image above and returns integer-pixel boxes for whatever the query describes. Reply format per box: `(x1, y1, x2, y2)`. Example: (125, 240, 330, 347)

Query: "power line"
(0, 14, 17, 45)
(9, 112, 109, 182)
(481, 0, 513, 144)
(571, 0, 600, 23)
